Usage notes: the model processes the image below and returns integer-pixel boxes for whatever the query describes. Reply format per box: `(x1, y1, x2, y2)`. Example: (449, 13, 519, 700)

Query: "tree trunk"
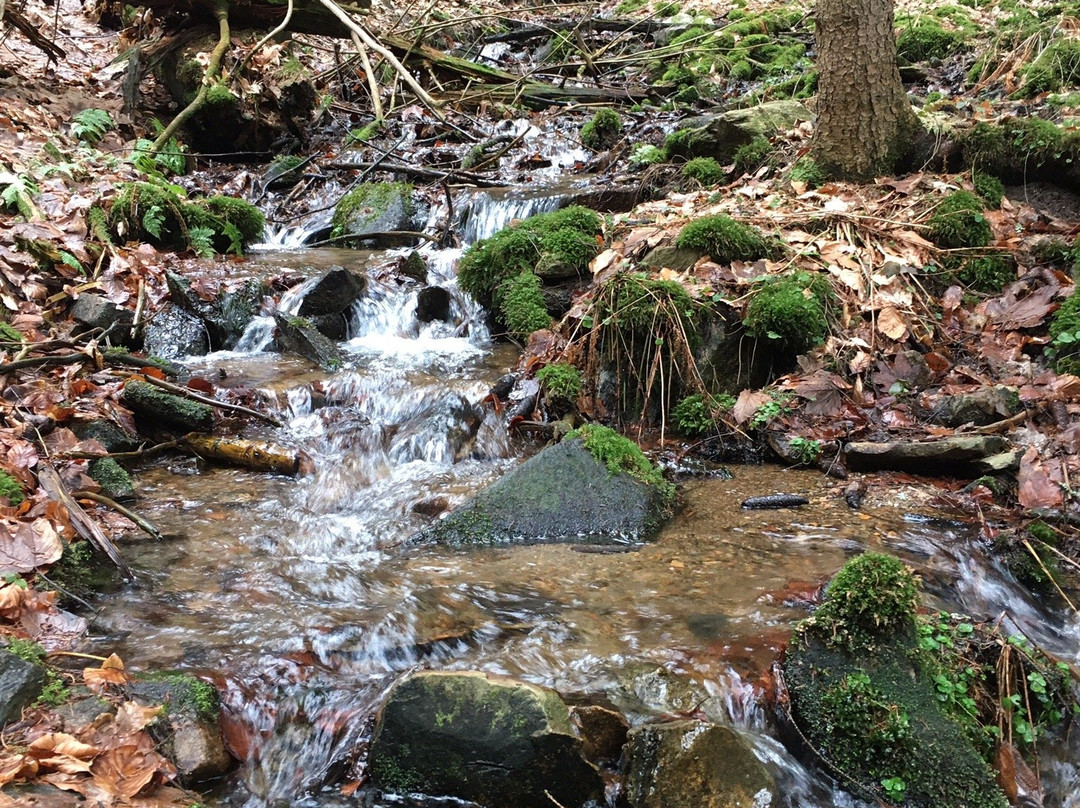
(812, 0, 920, 180)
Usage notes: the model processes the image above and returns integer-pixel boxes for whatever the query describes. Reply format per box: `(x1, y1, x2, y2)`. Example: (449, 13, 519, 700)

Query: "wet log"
(123, 379, 216, 433)
(741, 494, 809, 510)
(133, 0, 362, 37)
(181, 434, 308, 476)
(444, 81, 652, 110)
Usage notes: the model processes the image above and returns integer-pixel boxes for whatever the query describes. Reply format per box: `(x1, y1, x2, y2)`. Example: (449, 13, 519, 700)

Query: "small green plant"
(681, 157, 725, 186)
(580, 108, 623, 150)
(733, 136, 772, 174)
(675, 214, 777, 263)
(672, 393, 717, 436)
(881, 776, 908, 803)
(812, 553, 920, 651)
(928, 190, 991, 249)
(6, 638, 69, 706)
(536, 362, 582, 403)
(743, 271, 832, 352)
(1048, 288, 1080, 375)
(71, 108, 115, 145)
(348, 119, 383, 144)
(787, 436, 822, 465)
(565, 423, 674, 500)
(788, 156, 825, 188)
(0, 321, 23, 344)
(0, 470, 25, 506)
(749, 391, 793, 430)
(957, 252, 1014, 293)
(629, 144, 665, 166)
(0, 169, 40, 218)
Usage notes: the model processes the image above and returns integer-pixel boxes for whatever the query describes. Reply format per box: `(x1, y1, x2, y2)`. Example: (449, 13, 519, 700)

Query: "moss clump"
(6, 638, 69, 707)
(732, 136, 772, 174)
(580, 108, 622, 150)
(1049, 288, 1080, 375)
(331, 182, 414, 239)
(962, 117, 1080, 181)
(743, 271, 831, 352)
(630, 144, 665, 166)
(109, 182, 264, 255)
(956, 252, 1014, 293)
(348, 119, 383, 144)
(122, 379, 215, 432)
(0, 470, 25, 505)
(142, 672, 220, 722)
(810, 553, 919, 651)
(681, 157, 725, 186)
(88, 457, 136, 502)
(536, 362, 582, 403)
(457, 206, 602, 310)
(565, 423, 673, 500)
(497, 271, 551, 337)
(663, 127, 714, 161)
(972, 172, 1004, 208)
(896, 19, 965, 62)
(928, 190, 992, 249)
(1019, 37, 1080, 96)
(675, 215, 776, 263)
(788, 156, 825, 188)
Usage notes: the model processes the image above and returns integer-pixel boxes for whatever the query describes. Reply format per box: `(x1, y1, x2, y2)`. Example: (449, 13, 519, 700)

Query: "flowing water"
(86, 191, 1080, 808)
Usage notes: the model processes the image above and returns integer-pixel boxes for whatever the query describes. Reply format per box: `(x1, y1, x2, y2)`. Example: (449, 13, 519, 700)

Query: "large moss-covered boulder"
(782, 553, 1007, 808)
(418, 429, 673, 546)
(624, 720, 775, 808)
(665, 100, 809, 163)
(367, 671, 604, 808)
(331, 182, 418, 246)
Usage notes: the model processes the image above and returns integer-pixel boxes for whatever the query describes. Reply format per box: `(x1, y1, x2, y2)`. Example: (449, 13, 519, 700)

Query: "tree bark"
(812, 0, 921, 180)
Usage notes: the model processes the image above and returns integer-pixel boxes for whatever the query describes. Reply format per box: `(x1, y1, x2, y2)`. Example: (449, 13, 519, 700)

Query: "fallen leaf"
(1018, 447, 1063, 509)
(0, 517, 64, 573)
(733, 389, 773, 424)
(876, 305, 909, 341)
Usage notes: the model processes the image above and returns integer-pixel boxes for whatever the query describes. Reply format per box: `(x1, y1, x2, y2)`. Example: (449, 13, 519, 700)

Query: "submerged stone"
(623, 720, 775, 808)
(418, 438, 670, 546)
(367, 671, 604, 808)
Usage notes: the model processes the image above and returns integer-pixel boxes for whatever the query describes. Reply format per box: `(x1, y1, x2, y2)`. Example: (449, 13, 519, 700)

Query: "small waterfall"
(233, 275, 322, 354)
(458, 189, 562, 244)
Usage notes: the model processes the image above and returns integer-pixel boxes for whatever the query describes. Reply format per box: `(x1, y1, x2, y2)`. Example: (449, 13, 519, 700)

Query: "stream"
(85, 187, 1080, 808)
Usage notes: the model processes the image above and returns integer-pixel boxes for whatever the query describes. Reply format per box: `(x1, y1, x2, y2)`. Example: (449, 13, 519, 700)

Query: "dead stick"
(59, 440, 179, 462)
(139, 374, 283, 428)
(1021, 538, 1077, 613)
(0, 353, 90, 373)
(74, 490, 163, 541)
(37, 465, 135, 581)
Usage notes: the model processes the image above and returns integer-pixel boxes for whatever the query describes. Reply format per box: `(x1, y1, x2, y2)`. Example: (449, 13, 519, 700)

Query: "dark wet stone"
(166, 271, 268, 351)
(88, 457, 137, 503)
(0, 649, 46, 726)
(623, 720, 775, 808)
(641, 246, 702, 272)
(273, 311, 343, 371)
(928, 386, 1022, 428)
(399, 250, 429, 283)
(418, 439, 670, 546)
(416, 286, 453, 323)
(570, 703, 629, 766)
(843, 435, 1010, 475)
(143, 303, 209, 359)
(296, 265, 367, 317)
(368, 671, 604, 808)
(71, 417, 139, 453)
(306, 312, 349, 341)
(70, 294, 134, 336)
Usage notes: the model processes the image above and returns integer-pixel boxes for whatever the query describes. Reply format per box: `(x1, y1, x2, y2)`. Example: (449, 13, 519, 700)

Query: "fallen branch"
(38, 464, 135, 581)
(139, 374, 283, 428)
(0, 353, 90, 374)
(74, 490, 164, 541)
(181, 433, 308, 476)
(325, 160, 506, 187)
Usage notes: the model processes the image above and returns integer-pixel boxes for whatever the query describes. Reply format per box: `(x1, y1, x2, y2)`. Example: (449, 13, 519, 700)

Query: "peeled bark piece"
(123, 380, 215, 433)
(181, 434, 305, 476)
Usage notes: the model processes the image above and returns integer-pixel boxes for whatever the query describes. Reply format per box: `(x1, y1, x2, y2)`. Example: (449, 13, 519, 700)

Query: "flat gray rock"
(844, 436, 1010, 475)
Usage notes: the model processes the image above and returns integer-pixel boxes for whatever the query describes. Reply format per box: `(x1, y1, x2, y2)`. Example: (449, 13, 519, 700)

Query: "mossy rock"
(664, 100, 809, 162)
(675, 214, 778, 263)
(783, 554, 1007, 808)
(331, 182, 417, 246)
(164, 271, 267, 351)
(960, 117, 1080, 187)
(122, 379, 215, 433)
(928, 190, 991, 249)
(88, 457, 136, 503)
(418, 437, 672, 546)
(743, 271, 832, 353)
(368, 671, 604, 808)
(581, 108, 622, 150)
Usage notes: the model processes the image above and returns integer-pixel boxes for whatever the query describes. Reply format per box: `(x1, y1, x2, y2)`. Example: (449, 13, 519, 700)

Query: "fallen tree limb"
(325, 160, 506, 187)
(443, 81, 652, 110)
(139, 374, 283, 428)
(38, 464, 135, 581)
(4, 4, 65, 59)
(181, 433, 308, 476)
(482, 17, 674, 44)
(75, 490, 164, 541)
(0, 353, 90, 374)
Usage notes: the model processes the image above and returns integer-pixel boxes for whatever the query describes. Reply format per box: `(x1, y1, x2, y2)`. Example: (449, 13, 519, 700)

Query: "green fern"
(142, 204, 166, 239)
(131, 132, 187, 177)
(57, 251, 83, 274)
(188, 226, 216, 258)
(71, 108, 115, 145)
(0, 171, 40, 218)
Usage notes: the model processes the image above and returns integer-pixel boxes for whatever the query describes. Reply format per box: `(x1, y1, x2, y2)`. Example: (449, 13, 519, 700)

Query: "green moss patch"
(743, 271, 832, 353)
(961, 117, 1080, 183)
(1019, 38, 1080, 96)
(0, 470, 25, 505)
(896, 18, 967, 63)
(928, 190, 992, 249)
(498, 271, 551, 337)
(536, 362, 582, 403)
(675, 214, 778, 263)
(565, 423, 673, 501)
(681, 157, 725, 186)
(1049, 288, 1080, 375)
(581, 108, 622, 150)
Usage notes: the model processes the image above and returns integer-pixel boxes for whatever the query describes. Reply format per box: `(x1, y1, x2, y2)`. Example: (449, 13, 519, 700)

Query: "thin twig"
(138, 374, 283, 428)
(75, 490, 164, 541)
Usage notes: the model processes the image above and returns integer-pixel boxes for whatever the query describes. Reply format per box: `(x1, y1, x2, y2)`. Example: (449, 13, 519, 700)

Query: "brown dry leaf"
(732, 389, 773, 424)
(0, 754, 38, 787)
(84, 654, 131, 691)
(1018, 447, 1063, 509)
(116, 702, 164, 735)
(92, 744, 164, 798)
(827, 264, 864, 294)
(0, 582, 26, 618)
(28, 733, 100, 771)
(0, 517, 64, 573)
(985, 284, 1059, 330)
(589, 248, 619, 275)
(876, 305, 910, 341)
